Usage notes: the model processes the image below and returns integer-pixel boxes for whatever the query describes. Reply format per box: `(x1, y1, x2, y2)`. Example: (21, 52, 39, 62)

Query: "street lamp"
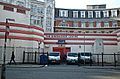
(83, 31, 86, 65)
(1, 18, 15, 79)
(38, 42, 41, 53)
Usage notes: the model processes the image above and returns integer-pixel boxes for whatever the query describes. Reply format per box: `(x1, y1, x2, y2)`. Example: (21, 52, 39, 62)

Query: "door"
(53, 47, 71, 62)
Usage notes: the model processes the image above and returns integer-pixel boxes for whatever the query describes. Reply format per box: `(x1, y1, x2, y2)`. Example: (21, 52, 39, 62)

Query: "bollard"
(97, 54, 99, 66)
(102, 53, 104, 67)
(78, 53, 81, 66)
(114, 53, 116, 67)
(22, 51, 25, 64)
(35, 51, 37, 64)
(90, 53, 92, 66)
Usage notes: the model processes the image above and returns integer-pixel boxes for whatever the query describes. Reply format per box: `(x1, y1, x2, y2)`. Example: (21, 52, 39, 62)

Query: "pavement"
(81, 66, 120, 70)
(0, 64, 46, 68)
(0, 64, 120, 69)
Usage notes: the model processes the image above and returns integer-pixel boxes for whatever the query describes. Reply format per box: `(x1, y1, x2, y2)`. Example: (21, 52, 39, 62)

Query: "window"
(16, 1, 25, 7)
(104, 22, 109, 27)
(88, 11, 93, 18)
(81, 22, 85, 27)
(89, 22, 93, 27)
(47, 6, 52, 15)
(95, 11, 101, 18)
(17, 9, 26, 14)
(109, 31, 113, 33)
(46, 17, 52, 27)
(3, 6, 14, 11)
(59, 21, 69, 27)
(112, 22, 117, 27)
(111, 10, 117, 17)
(81, 11, 85, 18)
(103, 11, 109, 17)
(8, 0, 14, 4)
(38, 7, 44, 14)
(93, 31, 97, 33)
(86, 31, 89, 33)
(73, 21, 78, 27)
(96, 22, 101, 27)
(101, 31, 105, 33)
(31, 4, 37, 13)
(73, 11, 78, 18)
(59, 10, 68, 17)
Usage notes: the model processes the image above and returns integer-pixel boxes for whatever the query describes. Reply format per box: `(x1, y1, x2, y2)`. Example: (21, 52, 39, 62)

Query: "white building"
(0, 0, 44, 63)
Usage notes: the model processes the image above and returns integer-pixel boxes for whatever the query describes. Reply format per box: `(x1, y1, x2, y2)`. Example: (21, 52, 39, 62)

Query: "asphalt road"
(1, 65, 120, 79)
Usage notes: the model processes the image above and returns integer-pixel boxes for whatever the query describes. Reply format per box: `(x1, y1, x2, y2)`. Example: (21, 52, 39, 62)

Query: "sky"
(55, 0, 120, 9)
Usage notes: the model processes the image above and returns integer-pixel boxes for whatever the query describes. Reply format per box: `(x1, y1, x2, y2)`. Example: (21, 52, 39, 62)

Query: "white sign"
(94, 38, 104, 54)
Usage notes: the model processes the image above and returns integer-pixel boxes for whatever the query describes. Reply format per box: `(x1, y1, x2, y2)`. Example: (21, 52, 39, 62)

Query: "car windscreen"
(68, 53, 78, 57)
(49, 53, 59, 56)
(80, 53, 91, 56)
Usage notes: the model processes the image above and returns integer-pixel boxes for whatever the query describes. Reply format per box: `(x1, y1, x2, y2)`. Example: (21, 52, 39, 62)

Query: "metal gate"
(22, 51, 48, 64)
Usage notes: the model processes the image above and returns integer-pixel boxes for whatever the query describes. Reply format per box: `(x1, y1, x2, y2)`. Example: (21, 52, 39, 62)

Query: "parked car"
(79, 52, 92, 64)
(48, 52, 60, 64)
(66, 52, 78, 64)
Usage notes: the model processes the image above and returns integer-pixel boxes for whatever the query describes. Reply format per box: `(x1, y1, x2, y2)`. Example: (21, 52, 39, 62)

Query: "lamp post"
(1, 18, 15, 79)
(83, 31, 85, 65)
(38, 42, 41, 53)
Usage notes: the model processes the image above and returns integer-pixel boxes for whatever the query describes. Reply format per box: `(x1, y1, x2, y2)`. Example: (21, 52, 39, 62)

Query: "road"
(1, 65, 120, 79)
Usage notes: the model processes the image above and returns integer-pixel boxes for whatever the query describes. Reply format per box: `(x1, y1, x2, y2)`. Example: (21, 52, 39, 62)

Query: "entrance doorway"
(53, 47, 71, 63)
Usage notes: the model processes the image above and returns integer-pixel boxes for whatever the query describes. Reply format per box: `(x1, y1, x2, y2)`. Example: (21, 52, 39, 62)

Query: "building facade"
(0, 0, 44, 63)
(44, 5, 120, 62)
(0, 0, 120, 63)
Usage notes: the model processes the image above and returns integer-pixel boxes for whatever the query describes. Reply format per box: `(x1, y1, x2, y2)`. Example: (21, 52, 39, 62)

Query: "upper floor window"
(31, 4, 37, 13)
(7, 0, 14, 4)
(81, 11, 85, 18)
(104, 22, 109, 27)
(59, 10, 68, 17)
(38, 7, 44, 14)
(95, 11, 101, 18)
(47, 6, 52, 15)
(111, 10, 117, 17)
(16, 0, 26, 7)
(73, 21, 78, 27)
(88, 11, 93, 18)
(81, 22, 85, 27)
(58, 20, 69, 27)
(103, 11, 109, 17)
(89, 22, 93, 27)
(96, 22, 101, 27)
(3, 6, 14, 12)
(73, 11, 78, 18)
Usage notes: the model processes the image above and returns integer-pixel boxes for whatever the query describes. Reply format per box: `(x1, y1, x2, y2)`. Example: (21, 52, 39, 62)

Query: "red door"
(53, 47, 71, 62)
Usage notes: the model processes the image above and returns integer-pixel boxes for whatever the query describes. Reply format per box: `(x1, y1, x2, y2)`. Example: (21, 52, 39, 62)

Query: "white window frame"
(81, 11, 85, 18)
(103, 11, 109, 17)
(59, 10, 68, 17)
(73, 11, 78, 18)
(95, 11, 101, 18)
(88, 11, 93, 18)
(111, 10, 117, 17)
